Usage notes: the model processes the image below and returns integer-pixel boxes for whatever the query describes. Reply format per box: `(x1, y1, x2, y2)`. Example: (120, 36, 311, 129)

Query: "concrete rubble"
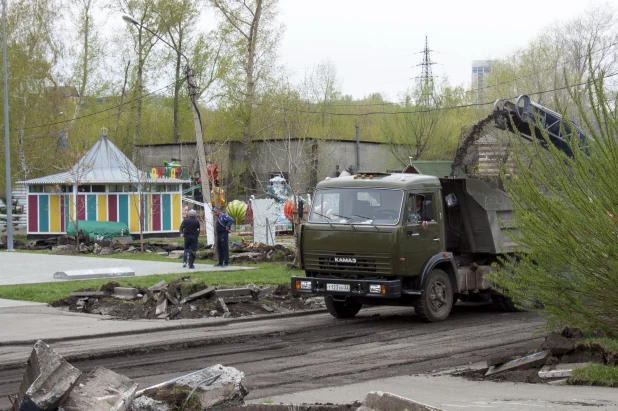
(538, 363, 590, 379)
(11, 341, 444, 411)
(12, 340, 81, 411)
(59, 367, 138, 411)
(142, 280, 275, 319)
(485, 350, 552, 376)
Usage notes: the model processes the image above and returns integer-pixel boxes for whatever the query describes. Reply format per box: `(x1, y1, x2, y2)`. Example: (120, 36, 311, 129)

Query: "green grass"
(577, 338, 618, 355)
(0, 260, 297, 304)
(570, 363, 618, 387)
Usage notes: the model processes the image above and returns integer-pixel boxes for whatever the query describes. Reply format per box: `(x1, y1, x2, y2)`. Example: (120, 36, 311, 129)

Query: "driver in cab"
(412, 195, 428, 229)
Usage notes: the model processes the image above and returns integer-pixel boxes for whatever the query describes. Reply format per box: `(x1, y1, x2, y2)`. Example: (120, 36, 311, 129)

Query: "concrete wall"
(138, 140, 404, 198)
(138, 142, 230, 179)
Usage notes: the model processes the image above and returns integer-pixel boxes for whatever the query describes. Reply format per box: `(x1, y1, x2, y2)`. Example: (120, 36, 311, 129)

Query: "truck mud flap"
(292, 276, 401, 298)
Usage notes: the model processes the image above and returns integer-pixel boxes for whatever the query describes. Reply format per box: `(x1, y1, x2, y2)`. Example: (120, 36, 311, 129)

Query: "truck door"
(404, 193, 442, 275)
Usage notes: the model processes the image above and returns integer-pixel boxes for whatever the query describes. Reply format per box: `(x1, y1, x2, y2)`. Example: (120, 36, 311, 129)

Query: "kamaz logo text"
(334, 257, 357, 263)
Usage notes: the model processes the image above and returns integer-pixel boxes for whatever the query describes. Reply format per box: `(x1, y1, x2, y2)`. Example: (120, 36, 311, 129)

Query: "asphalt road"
(2, 304, 617, 410)
(0, 304, 555, 410)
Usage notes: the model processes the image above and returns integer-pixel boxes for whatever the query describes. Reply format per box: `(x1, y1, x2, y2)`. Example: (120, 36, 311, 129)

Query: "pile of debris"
(230, 239, 295, 263)
(11, 340, 444, 410)
(56, 281, 325, 320)
(459, 326, 618, 387)
(10, 233, 294, 262)
(11, 340, 249, 411)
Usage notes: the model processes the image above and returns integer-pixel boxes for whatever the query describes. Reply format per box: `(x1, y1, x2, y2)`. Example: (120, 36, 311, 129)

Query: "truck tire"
(414, 268, 454, 322)
(492, 294, 520, 312)
(325, 296, 362, 318)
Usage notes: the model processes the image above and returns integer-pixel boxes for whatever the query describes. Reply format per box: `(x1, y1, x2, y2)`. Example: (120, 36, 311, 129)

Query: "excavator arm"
(493, 95, 588, 158)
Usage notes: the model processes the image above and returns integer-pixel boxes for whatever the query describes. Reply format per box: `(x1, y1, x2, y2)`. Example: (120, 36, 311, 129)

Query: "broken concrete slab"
(113, 287, 139, 300)
(257, 287, 273, 300)
(357, 391, 443, 411)
(222, 296, 254, 304)
(148, 281, 168, 293)
(179, 286, 215, 304)
(53, 267, 135, 280)
(61, 367, 138, 411)
(538, 363, 590, 379)
(215, 297, 229, 314)
(155, 295, 168, 317)
(130, 396, 170, 411)
(212, 288, 252, 298)
(485, 350, 551, 377)
(69, 291, 106, 298)
(164, 291, 179, 306)
(143, 365, 248, 410)
(12, 340, 81, 411)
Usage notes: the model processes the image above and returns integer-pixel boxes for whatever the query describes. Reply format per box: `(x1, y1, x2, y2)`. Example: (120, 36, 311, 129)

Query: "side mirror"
(422, 200, 434, 221)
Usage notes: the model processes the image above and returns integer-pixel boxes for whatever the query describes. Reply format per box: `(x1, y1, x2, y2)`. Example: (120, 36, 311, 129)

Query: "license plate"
(326, 283, 350, 292)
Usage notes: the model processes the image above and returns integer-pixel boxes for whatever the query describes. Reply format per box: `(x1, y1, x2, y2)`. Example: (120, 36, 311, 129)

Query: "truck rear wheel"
(325, 296, 362, 318)
(414, 268, 453, 322)
(492, 294, 520, 312)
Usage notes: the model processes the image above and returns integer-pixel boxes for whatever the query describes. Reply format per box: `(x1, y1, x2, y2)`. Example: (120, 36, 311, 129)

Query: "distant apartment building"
(471, 60, 493, 102)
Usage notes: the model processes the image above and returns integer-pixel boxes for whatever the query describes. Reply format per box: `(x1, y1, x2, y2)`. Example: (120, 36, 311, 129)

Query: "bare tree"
(208, 0, 283, 196)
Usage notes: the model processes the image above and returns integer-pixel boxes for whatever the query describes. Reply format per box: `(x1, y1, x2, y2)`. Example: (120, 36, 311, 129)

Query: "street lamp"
(2, 0, 13, 251)
(122, 15, 214, 245)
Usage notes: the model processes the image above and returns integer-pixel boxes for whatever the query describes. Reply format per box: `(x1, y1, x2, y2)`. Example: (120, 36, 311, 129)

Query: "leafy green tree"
(491, 70, 618, 337)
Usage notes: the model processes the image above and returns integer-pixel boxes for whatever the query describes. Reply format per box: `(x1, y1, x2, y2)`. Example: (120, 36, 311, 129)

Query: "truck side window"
(407, 194, 434, 224)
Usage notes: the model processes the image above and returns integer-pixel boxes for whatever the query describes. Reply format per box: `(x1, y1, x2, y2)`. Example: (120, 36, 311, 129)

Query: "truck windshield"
(309, 188, 404, 225)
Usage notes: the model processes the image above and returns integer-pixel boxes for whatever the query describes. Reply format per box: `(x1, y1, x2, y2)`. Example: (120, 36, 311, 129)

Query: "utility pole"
(3, 0, 13, 251)
(355, 124, 360, 173)
(122, 15, 214, 245)
(186, 66, 214, 245)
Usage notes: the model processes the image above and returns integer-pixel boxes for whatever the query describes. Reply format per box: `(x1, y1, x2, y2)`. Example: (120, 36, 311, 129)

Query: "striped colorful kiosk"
(18, 136, 190, 238)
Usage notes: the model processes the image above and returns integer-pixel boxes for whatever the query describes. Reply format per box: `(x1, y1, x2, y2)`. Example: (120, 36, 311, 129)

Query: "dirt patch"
(51, 282, 324, 321)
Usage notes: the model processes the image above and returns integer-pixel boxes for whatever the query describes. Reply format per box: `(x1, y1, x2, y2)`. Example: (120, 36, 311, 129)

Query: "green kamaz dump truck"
(291, 95, 589, 322)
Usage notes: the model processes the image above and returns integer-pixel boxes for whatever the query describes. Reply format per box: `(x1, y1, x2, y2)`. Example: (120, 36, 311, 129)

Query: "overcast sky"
(277, 0, 604, 101)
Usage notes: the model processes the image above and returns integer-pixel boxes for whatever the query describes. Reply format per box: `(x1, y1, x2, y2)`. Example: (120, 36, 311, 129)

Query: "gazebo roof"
(18, 136, 189, 185)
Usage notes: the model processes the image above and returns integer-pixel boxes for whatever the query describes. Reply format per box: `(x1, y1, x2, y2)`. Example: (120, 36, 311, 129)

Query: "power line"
(241, 70, 618, 117)
(17, 79, 183, 131)
(21, 86, 172, 140)
(310, 39, 618, 108)
(18, 40, 618, 130)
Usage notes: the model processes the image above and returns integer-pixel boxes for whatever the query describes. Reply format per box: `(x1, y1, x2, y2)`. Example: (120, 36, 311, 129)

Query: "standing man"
(180, 209, 200, 269)
(214, 206, 234, 267)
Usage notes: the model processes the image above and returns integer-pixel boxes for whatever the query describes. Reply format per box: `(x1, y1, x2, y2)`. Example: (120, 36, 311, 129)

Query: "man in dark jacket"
(214, 206, 234, 267)
(180, 209, 200, 269)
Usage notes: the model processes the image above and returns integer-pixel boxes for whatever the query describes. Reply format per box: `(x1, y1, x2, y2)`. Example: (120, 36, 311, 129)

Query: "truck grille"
(304, 251, 391, 275)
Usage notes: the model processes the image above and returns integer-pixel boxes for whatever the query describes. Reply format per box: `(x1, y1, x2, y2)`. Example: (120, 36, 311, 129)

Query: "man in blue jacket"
(214, 206, 234, 267)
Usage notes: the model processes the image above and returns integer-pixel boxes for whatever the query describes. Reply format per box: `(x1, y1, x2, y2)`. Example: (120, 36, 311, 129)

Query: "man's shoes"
(189, 265, 195, 269)
(214, 264, 223, 267)
(182, 262, 187, 267)
(222, 264, 228, 267)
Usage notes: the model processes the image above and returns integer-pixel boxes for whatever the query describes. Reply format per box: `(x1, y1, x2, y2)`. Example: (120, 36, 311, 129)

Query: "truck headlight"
(369, 284, 381, 294)
(300, 281, 312, 290)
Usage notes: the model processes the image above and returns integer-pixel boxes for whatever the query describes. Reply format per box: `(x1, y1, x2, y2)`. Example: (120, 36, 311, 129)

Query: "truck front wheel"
(414, 268, 454, 322)
(325, 296, 362, 318)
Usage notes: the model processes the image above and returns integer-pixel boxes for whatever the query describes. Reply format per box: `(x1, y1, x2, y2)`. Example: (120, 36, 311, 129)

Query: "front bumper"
(291, 276, 401, 298)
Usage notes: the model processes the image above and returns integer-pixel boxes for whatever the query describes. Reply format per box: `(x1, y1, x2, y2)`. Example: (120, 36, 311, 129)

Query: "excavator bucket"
(493, 95, 588, 158)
